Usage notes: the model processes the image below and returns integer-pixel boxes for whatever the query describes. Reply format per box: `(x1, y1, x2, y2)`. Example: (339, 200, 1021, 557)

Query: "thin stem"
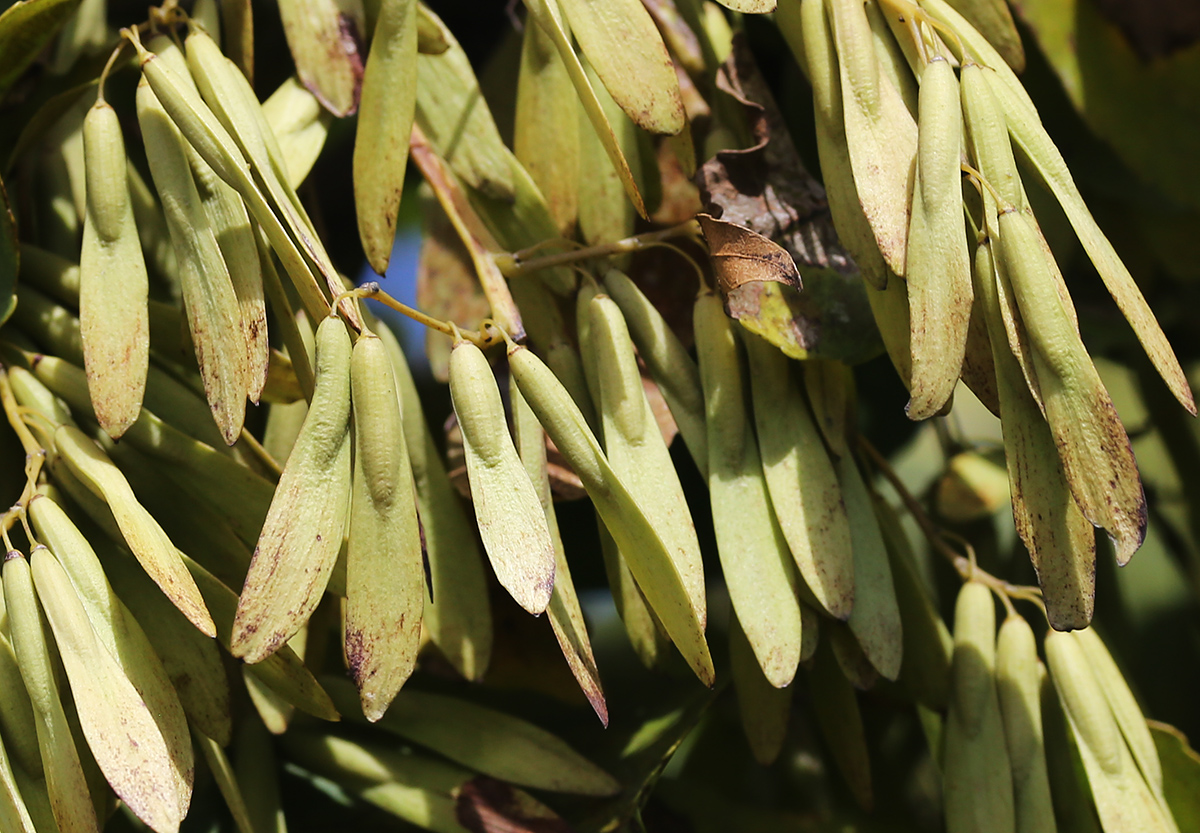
(0, 368, 50, 537)
(962, 163, 1008, 212)
(500, 221, 702, 279)
(354, 283, 502, 349)
(97, 41, 129, 101)
(858, 434, 1042, 603)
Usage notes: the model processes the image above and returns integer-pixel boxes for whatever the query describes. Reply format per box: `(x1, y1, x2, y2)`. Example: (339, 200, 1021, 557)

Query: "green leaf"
(0, 0, 82, 99)
(1150, 720, 1200, 830)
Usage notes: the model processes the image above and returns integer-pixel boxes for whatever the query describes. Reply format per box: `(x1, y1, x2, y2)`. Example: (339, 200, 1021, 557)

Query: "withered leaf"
(696, 212, 800, 294)
(695, 34, 880, 363)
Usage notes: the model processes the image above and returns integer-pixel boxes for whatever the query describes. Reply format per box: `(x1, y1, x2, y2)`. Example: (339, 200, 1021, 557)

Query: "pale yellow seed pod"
(996, 615, 1057, 833)
(373, 317, 492, 681)
(590, 294, 705, 629)
(1045, 630, 1177, 833)
(694, 291, 801, 687)
(971, 215, 1095, 631)
(996, 207, 1145, 564)
(602, 269, 707, 477)
(233, 315, 353, 664)
(346, 332, 424, 721)
(826, 0, 915, 276)
(0, 622, 41, 779)
(507, 340, 714, 685)
(449, 338, 556, 616)
(510, 374, 607, 724)
(943, 581, 1015, 833)
(3, 552, 100, 833)
(1073, 628, 1163, 795)
(79, 98, 150, 439)
(31, 545, 189, 831)
(53, 423, 216, 637)
(837, 449, 903, 681)
(137, 74, 249, 444)
(742, 332, 854, 621)
(960, 62, 1023, 209)
(28, 495, 198, 791)
(354, 0, 418, 274)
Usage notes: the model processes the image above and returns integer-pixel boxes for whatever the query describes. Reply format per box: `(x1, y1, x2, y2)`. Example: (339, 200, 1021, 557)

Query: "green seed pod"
(448, 338, 556, 616)
(694, 291, 801, 687)
(996, 615, 1057, 833)
(346, 332, 424, 721)
(3, 552, 99, 833)
(507, 340, 714, 685)
(943, 581, 1015, 833)
(905, 56, 972, 420)
(233, 315, 353, 664)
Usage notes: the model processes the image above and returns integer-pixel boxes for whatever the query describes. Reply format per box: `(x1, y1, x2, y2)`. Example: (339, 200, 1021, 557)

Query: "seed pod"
(261, 77, 331, 190)
(743, 333, 854, 620)
(137, 75, 249, 444)
(590, 294, 705, 628)
(189, 143, 270, 404)
(960, 62, 1023, 210)
(573, 282, 664, 669)
(29, 495, 199, 775)
(233, 315, 353, 664)
(694, 291, 801, 687)
(0, 728, 36, 832)
(355, 0, 418, 273)
(1045, 630, 1177, 833)
(72, 501, 232, 746)
(837, 449, 903, 680)
(997, 207, 1145, 563)
(777, 0, 889, 290)
(3, 551, 100, 833)
(576, 60, 640, 247)
(195, 732, 257, 833)
(874, 495, 952, 709)
(1040, 660, 1104, 833)
(31, 353, 275, 551)
(554, 0, 684, 135)
(507, 339, 714, 685)
(943, 581, 1015, 833)
(448, 338, 556, 616)
(515, 13, 580, 235)
(996, 615, 1058, 833)
(972, 225, 1095, 630)
(1073, 628, 1164, 796)
(374, 318, 492, 681)
(346, 332, 424, 721)
(511, 375, 606, 724)
(132, 34, 345, 329)
(31, 545, 190, 831)
(53, 423, 215, 637)
(78, 98, 149, 439)
(827, 0, 916, 276)
(730, 613, 791, 767)
(412, 5, 514, 201)
(602, 269, 706, 476)
(906, 56, 972, 419)
(0, 619, 40, 779)
(808, 636, 872, 810)
(522, 0, 646, 216)
(929, 0, 1193, 414)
